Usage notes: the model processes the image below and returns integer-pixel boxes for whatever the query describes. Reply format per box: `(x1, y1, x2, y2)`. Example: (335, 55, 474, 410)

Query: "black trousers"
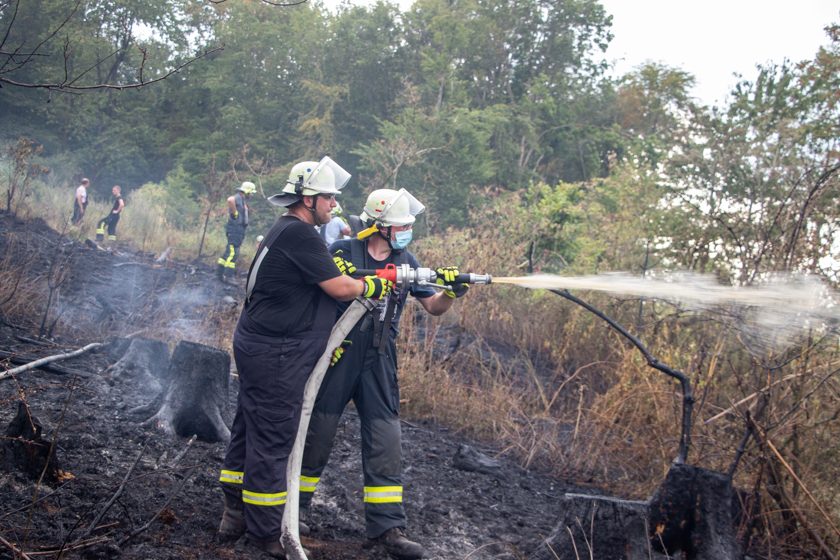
(71, 202, 86, 225)
(300, 320, 405, 538)
(220, 323, 329, 540)
(96, 213, 119, 240)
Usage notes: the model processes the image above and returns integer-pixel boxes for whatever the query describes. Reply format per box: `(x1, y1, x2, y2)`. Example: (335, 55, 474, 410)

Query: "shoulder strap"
(244, 218, 295, 305)
(349, 237, 368, 270)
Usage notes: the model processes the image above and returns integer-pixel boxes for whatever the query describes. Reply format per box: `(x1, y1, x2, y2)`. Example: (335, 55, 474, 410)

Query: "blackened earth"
(0, 211, 578, 560)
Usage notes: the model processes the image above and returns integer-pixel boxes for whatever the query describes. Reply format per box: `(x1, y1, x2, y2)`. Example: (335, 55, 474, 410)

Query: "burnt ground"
(0, 211, 579, 560)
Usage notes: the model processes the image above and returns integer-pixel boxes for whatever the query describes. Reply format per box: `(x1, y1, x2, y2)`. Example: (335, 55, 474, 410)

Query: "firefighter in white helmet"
(300, 187, 469, 559)
(217, 157, 394, 558)
(216, 181, 257, 282)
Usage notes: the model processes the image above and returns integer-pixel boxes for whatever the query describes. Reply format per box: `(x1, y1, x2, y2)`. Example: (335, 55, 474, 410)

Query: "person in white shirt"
(319, 202, 351, 246)
(72, 178, 89, 225)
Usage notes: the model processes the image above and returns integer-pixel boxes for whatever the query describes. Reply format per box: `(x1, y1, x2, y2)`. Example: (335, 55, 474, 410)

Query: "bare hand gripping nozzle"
(352, 263, 492, 291)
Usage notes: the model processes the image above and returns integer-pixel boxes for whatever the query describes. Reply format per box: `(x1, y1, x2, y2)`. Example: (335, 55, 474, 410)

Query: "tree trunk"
(105, 338, 171, 394)
(531, 464, 741, 560)
(135, 341, 231, 443)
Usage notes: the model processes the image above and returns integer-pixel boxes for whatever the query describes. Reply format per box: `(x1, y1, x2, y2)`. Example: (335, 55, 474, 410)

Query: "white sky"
(599, 1, 839, 107)
(324, 0, 838, 108)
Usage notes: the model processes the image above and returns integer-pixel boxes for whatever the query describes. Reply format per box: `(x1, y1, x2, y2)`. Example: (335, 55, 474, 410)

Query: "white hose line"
(282, 298, 375, 560)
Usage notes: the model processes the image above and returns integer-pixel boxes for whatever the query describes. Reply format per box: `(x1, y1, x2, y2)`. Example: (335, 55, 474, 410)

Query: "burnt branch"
(0, 534, 31, 560)
(82, 441, 149, 539)
(549, 288, 695, 464)
(117, 465, 198, 547)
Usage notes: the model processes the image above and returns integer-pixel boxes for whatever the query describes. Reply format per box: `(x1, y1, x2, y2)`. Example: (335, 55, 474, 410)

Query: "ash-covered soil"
(0, 211, 578, 560)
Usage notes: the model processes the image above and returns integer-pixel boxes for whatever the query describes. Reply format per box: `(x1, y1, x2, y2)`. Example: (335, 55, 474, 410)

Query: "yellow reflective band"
(96, 225, 105, 234)
(300, 475, 319, 493)
(242, 489, 287, 507)
(219, 469, 244, 485)
(356, 224, 378, 240)
(363, 486, 403, 504)
(108, 235, 116, 240)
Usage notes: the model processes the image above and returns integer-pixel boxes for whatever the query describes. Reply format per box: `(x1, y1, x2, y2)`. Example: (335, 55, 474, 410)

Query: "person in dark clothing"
(95, 185, 125, 242)
(217, 181, 256, 282)
(217, 157, 394, 559)
(300, 187, 469, 560)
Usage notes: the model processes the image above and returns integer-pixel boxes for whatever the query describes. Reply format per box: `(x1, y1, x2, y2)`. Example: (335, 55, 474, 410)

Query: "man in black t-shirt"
(217, 157, 394, 558)
(299, 187, 470, 560)
(95, 185, 125, 242)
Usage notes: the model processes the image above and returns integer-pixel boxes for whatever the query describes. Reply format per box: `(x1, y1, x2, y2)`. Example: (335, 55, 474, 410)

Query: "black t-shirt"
(330, 238, 435, 335)
(240, 216, 341, 337)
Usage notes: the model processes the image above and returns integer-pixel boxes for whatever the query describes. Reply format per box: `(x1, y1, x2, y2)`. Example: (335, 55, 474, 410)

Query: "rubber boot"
(216, 264, 226, 282)
(217, 494, 245, 543)
(244, 533, 285, 558)
(372, 527, 425, 559)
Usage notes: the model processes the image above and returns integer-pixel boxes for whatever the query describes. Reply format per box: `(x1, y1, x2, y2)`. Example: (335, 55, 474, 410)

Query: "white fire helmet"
(361, 188, 424, 227)
(237, 181, 257, 195)
(268, 156, 351, 207)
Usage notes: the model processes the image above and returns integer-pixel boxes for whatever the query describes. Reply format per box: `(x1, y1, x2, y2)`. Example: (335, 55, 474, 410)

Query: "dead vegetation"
(408, 211, 840, 558)
(0, 201, 838, 558)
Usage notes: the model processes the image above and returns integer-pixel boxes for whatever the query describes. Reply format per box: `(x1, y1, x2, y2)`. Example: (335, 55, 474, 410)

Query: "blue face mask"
(390, 229, 413, 250)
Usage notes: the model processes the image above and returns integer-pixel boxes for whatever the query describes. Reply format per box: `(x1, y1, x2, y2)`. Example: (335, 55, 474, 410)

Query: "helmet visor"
(306, 156, 351, 194)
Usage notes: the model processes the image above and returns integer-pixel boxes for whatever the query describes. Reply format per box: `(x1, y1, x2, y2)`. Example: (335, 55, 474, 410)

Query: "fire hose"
(281, 265, 491, 559)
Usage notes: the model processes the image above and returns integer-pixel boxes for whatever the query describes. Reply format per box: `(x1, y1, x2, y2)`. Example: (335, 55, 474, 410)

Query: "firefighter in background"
(318, 201, 352, 246)
(300, 188, 469, 560)
(95, 185, 125, 242)
(216, 157, 394, 557)
(217, 181, 256, 282)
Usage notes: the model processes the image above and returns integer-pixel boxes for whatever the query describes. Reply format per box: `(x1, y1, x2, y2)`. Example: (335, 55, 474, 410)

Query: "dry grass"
(4, 181, 838, 557)
(401, 196, 840, 557)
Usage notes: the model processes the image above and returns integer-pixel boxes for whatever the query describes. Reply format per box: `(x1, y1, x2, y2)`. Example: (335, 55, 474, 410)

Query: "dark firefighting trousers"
(219, 320, 331, 540)
(300, 316, 405, 539)
(218, 224, 246, 275)
(96, 213, 119, 241)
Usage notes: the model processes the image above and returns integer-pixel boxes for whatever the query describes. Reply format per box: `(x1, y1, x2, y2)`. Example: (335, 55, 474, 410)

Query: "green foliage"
(2, 0, 837, 285)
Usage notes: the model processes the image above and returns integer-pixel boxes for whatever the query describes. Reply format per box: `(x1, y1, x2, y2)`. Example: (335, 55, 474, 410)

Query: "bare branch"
(0, 0, 83, 76)
(0, 342, 103, 381)
(0, 45, 224, 92)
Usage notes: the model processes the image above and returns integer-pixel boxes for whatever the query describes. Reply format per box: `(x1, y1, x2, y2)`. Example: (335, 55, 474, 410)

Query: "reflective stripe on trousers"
(301, 325, 407, 539)
(217, 243, 238, 269)
(220, 322, 331, 540)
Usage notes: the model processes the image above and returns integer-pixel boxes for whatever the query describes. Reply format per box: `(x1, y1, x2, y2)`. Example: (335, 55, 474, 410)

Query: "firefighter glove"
(362, 276, 393, 299)
(330, 339, 352, 366)
(436, 266, 469, 299)
(333, 251, 356, 275)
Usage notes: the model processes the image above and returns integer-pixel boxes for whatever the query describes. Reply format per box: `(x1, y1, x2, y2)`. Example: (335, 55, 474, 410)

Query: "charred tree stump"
(105, 337, 170, 393)
(532, 464, 742, 560)
(531, 494, 667, 560)
(648, 463, 741, 559)
(1, 401, 60, 482)
(136, 341, 230, 442)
